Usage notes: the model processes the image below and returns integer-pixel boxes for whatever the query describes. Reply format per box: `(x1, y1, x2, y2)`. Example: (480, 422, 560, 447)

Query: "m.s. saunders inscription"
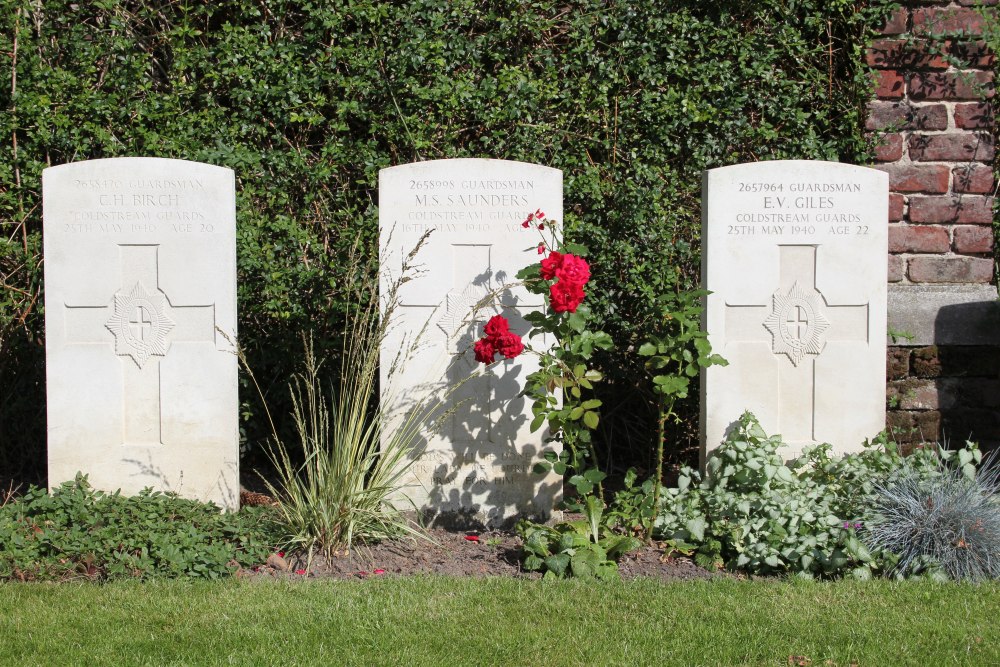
(701, 160, 889, 467)
(44, 158, 239, 509)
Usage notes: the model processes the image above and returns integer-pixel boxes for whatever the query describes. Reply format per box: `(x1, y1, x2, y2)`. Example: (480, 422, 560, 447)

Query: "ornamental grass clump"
(864, 454, 1000, 582)
(256, 235, 434, 558)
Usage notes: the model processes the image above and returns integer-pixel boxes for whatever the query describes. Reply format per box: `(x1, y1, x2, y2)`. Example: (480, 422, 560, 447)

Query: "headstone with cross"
(379, 159, 562, 526)
(701, 160, 889, 465)
(43, 158, 239, 509)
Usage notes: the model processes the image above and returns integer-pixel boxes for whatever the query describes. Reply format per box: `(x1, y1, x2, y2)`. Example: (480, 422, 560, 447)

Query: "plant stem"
(648, 396, 667, 542)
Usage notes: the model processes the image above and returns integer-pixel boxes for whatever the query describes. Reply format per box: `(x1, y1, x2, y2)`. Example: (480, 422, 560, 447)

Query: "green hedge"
(0, 0, 890, 477)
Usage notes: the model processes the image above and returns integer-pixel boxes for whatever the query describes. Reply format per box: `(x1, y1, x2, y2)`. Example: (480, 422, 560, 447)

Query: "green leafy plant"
(610, 412, 985, 578)
(638, 289, 726, 539)
(517, 494, 641, 580)
(0, 475, 279, 581)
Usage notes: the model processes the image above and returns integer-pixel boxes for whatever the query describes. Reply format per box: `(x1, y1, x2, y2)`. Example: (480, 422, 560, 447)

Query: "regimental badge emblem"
(762, 281, 830, 367)
(105, 281, 175, 368)
(437, 283, 494, 342)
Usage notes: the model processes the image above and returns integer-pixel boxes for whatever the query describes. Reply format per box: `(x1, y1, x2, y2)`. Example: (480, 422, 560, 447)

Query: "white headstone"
(43, 158, 239, 509)
(379, 159, 562, 525)
(701, 160, 889, 463)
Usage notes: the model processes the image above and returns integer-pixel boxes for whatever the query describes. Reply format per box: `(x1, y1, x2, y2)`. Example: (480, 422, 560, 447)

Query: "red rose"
(473, 337, 496, 364)
(495, 332, 524, 359)
(539, 251, 564, 280)
(483, 314, 510, 337)
(550, 280, 585, 313)
(556, 254, 590, 287)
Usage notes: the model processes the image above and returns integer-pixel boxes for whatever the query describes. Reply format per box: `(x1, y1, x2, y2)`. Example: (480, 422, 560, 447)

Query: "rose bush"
(475, 209, 612, 498)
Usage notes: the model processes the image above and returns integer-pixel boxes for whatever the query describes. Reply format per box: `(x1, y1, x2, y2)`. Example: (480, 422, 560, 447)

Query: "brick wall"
(867, 0, 1000, 450)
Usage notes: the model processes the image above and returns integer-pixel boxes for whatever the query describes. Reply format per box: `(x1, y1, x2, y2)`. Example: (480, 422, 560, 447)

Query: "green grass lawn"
(1, 577, 997, 666)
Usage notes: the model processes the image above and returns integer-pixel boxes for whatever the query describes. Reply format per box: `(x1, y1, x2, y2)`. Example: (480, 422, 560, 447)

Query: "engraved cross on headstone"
(63, 244, 217, 446)
(722, 245, 869, 444)
(399, 243, 543, 444)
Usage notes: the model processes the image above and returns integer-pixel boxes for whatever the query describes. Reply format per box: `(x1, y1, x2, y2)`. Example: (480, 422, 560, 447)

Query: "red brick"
(882, 8, 909, 35)
(950, 41, 996, 68)
(875, 70, 906, 99)
(889, 224, 950, 253)
(955, 102, 994, 129)
(887, 347, 910, 379)
(954, 225, 994, 253)
(908, 132, 994, 162)
(888, 254, 904, 282)
(875, 133, 904, 161)
(887, 410, 942, 444)
(889, 379, 956, 411)
(912, 7, 987, 36)
(889, 193, 906, 221)
(867, 39, 951, 69)
(866, 101, 948, 131)
(908, 256, 994, 283)
(877, 163, 950, 193)
(909, 71, 994, 100)
(909, 195, 994, 223)
(953, 163, 995, 194)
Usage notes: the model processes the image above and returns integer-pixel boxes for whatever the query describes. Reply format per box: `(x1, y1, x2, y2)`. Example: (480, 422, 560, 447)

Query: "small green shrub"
(0, 476, 279, 581)
(517, 495, 641, 580)
(611, 412, 982, 579)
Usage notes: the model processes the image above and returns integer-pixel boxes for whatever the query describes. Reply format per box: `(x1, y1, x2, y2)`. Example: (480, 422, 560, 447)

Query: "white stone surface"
(43, 158, 239, 509)
(379, 159, 562, 525)
(701, 160, 889, 463)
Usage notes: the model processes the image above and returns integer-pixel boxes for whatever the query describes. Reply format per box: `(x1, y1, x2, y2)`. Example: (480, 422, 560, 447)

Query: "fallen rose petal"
(374, 569, 386, 575)
(464, 535, 480, 542)
(295, 569, 306, 575)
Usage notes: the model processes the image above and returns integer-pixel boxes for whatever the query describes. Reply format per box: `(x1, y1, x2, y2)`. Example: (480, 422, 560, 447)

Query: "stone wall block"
(876, 70, 907, 99)
(888, 254, 905, 282)
(889, 224, 950, 253)
(908, 132, 994, 162)
(877, 164, 950, 193)
(908, 195, 994, 224)
(955, 102, 995, 129)
(882, 8, 909, 35)
(875, 133, 905, 161)
(952, 163, 995, 193)
(912, 7, 988, 35)
(908, 256, 995, 283)
(887, 347, 911, 379)
(953, 225, 994, 253)
(909, 71, 994, 100)
(888, 410, 942, 443)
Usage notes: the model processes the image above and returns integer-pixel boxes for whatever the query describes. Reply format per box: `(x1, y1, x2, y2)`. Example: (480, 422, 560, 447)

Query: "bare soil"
(238, 524, 722, 583)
